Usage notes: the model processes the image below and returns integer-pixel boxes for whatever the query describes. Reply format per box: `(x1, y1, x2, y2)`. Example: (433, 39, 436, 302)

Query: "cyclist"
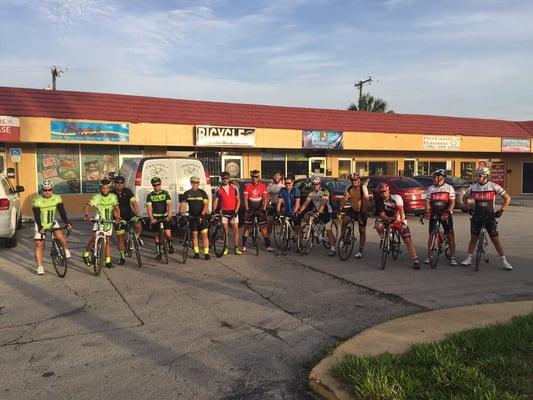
(112, 175, 143, 265)
(338, 172, 369, 258)
(267, 171, 285, 233)
(461, 167, 512, 270)
(242, 170, 274, 252)
(146, 177, 174, 261)
(32, 180, 72, 275)
(276, 175, 301, 234)
(213, 171, 242, 255)
(82, 178, 120, 269)
(179, 176, 210, 260)
(374, 182, 420, 269)
(424, 169, 457, 266)
(299, 176, 336, 256)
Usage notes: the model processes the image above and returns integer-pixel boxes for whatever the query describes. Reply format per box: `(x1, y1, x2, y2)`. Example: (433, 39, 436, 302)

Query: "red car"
(365, 175, 426, 215)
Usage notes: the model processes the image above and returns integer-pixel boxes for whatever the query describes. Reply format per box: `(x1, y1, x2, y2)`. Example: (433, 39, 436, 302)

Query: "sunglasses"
(42, 189, 52, 192)
(222, 177, 230, 179)
(351, 178, 360, 181)
(252, 176, 260, 179)
(115, 181, 125, 184)
(475, 174, 485, 177)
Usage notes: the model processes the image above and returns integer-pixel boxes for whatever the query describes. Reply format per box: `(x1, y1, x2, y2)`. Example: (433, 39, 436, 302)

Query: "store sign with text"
(51, 120, 129, 142)
(195, 126, 255, 147)
(302, 130, 343, 150)
(501, 138, 530, 153)
(0, 116, 20, 142)
(491, 162, 506, 187)
(422, 135, 460, 150)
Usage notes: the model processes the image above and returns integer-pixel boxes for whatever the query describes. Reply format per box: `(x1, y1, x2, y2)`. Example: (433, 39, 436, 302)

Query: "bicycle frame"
(474, 216, 491, 271)
(91, 219, 110, 276)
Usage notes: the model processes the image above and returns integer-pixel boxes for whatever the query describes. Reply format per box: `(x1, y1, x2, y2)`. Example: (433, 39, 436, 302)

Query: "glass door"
(309, 157, 326, 176)
(222, 155, 243, 178)
(403, 159, 416, 177)
(338, 159, 352, 179)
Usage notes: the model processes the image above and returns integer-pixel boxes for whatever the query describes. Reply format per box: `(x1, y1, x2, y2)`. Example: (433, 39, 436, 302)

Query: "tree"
(348, 93, 392, 113)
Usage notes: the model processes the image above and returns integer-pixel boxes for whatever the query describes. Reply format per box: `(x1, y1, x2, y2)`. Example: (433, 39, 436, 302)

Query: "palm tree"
(348, 93, 392, 113)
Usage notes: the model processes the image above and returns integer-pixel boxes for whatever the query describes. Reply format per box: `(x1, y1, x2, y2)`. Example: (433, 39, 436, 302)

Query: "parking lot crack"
(103, 270, 145, 326)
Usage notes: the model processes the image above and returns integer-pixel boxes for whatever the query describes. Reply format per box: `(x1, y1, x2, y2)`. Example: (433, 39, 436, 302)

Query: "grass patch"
(332, 313, 533, 400)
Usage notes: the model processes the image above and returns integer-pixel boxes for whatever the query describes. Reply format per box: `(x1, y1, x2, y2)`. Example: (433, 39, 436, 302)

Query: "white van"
(120, 157, 212, 218)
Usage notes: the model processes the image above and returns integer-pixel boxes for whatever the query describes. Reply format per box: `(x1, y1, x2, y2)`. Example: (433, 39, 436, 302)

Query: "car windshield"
(323, 180, 350, 192)
(446, 176, 467, 186)
(391, 179, 422, 189)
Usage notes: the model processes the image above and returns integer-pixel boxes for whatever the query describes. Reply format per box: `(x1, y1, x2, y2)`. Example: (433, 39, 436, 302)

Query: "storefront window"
(461, 161, 475, 181)
(369, 161, 396, 176)
(119, 146, 144, 170)
(403, 160, 415, 177)
(287, 152, 308, 179)
(523, 162, 533, 194)
(417, 161, 448, 176)
(36, 144, 81, 194)
(338, 159, 352, 179)
(81, 146, 119, 193)
(261, 151, 285, 178)
(355, 161, 368, 176)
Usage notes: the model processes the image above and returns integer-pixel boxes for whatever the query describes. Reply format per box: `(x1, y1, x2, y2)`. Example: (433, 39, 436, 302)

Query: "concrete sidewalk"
(309, 300, 533, 400)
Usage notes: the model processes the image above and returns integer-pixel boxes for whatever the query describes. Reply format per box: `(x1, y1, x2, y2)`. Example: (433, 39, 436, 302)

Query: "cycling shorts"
(34, 221, 61, 240)
(189, 216, 208, 233)
(429, 213, 454, 235)
(150, 218, 172, 232)
(471, 215, 498, 237)
(345, 209, 368, 227)
(115, 216, 141, 235)
(375, 219, 411, 239)
(244, 210, 267, 227)
(221, 210, 239, 225)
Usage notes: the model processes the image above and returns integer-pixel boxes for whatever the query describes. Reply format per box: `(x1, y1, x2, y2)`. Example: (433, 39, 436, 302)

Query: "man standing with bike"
(424, 169, 458, 266)
(112, 175, 143, 265)
(299, 176, 337, 256)
(213, 171, 242, 255)
(32, 180, 72, 275)
(338, 172, 369, 259)
(242, 170, 274, 252)
(374, 182, 420, 269)
(267, 171, 285, 233)
(179, 176, 210, 260)
(146, 177, 174, 261)
(461, 167, 512, 270)
(82, 178, 120, 269)
(276, 175, 301, 233)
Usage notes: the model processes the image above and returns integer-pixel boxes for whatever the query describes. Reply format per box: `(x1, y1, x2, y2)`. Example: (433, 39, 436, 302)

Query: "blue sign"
(51, 121, 129, 142)
(9, 148, 21, 156)
(302, 130, 343, 150)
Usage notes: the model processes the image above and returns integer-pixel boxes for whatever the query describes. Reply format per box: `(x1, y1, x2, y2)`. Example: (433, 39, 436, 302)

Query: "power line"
(51, 66, 65, 90)
(354, 76, 372, 104)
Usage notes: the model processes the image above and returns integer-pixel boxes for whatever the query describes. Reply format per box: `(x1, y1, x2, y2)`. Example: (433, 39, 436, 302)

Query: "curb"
(309, 300, 533, 400)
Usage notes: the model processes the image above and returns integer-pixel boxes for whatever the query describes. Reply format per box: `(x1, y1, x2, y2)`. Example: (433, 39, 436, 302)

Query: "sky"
(0, 0, 532, 120)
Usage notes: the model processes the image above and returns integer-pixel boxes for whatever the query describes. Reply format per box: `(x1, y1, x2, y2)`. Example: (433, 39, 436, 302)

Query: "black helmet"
(151, 177, 162, 185)
(114, 175, 125, 183)
(432, 169, 447, 178)
(100, 178, 111, 186)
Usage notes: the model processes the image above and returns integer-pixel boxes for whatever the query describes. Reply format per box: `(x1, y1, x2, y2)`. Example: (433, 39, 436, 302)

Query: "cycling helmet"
(190, 176, 200, 183)
(41, 180, 54, 190)
(251, 169, 260, 178)
(475, 167, 490, 176)
(114, 175, 125, 183)
(432, 169, 447, 178)
(311, 176, 321, 184)
(151, 177, 162, 185)
(100, 178, 111, 186)
(350, 172, 360, 180)
(378, 182, 389, 191)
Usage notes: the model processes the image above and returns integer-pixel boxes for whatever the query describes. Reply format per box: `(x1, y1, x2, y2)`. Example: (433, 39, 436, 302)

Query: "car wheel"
(5, 231, 17, 248)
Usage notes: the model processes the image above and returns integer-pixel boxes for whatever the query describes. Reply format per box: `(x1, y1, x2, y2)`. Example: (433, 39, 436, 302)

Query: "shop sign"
(51, 120, 129, 142)
(501, 137, 530, 153)
(491, 162, 505, 187)
(0, 116, 20, 142)
(302, 130, 343, 150)
(195, 126, 255, 147)
(422, 136, 460, 151)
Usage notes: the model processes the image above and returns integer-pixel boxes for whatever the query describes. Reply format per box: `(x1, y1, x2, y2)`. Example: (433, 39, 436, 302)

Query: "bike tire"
(380, 231, 389, 270)
(125, 230, 133, 258)
(391, 230, 401, 260)
(281, 223, 290, 255)
(51, 239, 68, 278)
(272, 219, 283, 249)
(212, 223, 227, 258)
(338, 224, 355, 261)
(179, 229, 189, 264)
(429, 232, 439, 269)
(253, 224, 259, 256)
(94, 237, 105, 276)
(297, 223, 313, 255)
(132, 234, 142, 268)
(474, 233, 484, 272)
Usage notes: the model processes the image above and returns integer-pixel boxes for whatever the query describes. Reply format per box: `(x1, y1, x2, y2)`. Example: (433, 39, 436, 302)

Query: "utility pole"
(51, 66, 64, 91)
(354, 76, 372, 105)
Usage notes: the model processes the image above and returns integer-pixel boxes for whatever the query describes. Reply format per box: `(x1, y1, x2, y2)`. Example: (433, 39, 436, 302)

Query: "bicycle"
(247, 210, 263, 256)
(471, 213, 491, 272)
(208, 213, 227, 258)
(155, 219, 173, 264)
(279, 215, 297, 255)
(271, 214, 284, 249)
(420, 215, 451, 268)
(40, 227, 71, 278)
(176, 214, 202, 264)
(89, 218, 112, 276)
(297, 211, 332, 255)
(337, 213, 358, 261)
(122, 220, 142, 268)
(379, 221, 401, 270)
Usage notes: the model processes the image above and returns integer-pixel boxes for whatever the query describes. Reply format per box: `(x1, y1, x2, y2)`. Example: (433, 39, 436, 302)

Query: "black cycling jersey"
(182, 188, 208, 217)
(146, 190, 171, 218)
(112, 187, 136, 219)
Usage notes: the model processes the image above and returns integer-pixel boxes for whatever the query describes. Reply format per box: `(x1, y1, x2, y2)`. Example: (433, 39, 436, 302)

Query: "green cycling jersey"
(32, 194, 63, 230)
(88, 193, 119, 221)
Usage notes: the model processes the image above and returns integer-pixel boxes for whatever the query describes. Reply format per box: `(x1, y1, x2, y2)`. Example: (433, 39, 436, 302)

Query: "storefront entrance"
(523, 162, 533, 194)
(309, 157, 326, 176)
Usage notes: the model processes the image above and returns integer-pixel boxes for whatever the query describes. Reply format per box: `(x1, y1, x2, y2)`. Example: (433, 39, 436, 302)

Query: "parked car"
(412, 175, 473, 209)
(0, 174, 24, 247)
(364, 175, 426, 215)
(294, 177, 351, 213)
(120, 157, 212, 217)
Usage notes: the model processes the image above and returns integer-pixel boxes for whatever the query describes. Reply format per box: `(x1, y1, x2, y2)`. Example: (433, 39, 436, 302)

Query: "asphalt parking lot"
(1, 208, 532, 399)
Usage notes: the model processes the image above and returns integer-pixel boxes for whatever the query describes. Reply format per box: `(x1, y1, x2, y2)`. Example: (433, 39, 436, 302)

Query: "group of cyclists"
(31, 165, 513, 275)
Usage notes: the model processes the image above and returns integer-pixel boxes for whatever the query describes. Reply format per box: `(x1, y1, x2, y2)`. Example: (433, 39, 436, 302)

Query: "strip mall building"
(0, 86, 532, 217)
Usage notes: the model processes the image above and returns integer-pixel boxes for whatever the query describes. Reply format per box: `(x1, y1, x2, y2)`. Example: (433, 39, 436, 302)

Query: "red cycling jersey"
(244, 182, 267, 210)
(215, 184, 239, 212)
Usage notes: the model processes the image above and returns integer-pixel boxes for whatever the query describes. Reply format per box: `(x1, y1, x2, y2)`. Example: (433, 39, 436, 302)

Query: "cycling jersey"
(111, 187, 136, 220)
(182, 188, 208, 217)
(278, 187, 300, 216)
(32, 194, 65, 230)
(346, 184, 369, 211)
(146, 190, 171, 218)
(215, 184, 239, 212)
(426, 183, 455, 214)
(244, 182, 267, 211)
(375, 194, 403, 220)
(466, 181, 505, 215)
(267, 181, 285, 206)
(88, 193, 118, 221)
(307, 189, 332, 213)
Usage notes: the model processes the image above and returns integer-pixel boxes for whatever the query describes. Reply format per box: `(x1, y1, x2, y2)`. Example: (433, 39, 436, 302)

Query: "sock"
(119, 251, 125, 258)
(83, 250, 89, 257)
(194, 246, 199, 254)
(265, 237, 271, 247)
(467, 253, 473, 258)
(242, 236, 248, 246)
(106, 256, 111, 263)
(501, 256, 507, 261)
(331, 246, 335, 251)
(204, 247, 209, 255)
(413, 256, 418, 261)
(156, 244, 161, 254)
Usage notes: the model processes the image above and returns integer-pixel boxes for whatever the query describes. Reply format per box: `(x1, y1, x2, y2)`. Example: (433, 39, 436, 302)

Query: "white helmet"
(475, 167, 490, 176)
(41, 180, 54, 190)
(311, 176, 321, 184)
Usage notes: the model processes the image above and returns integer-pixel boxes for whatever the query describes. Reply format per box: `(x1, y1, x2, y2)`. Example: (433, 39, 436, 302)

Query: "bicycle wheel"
(212, 223, 227, 258)
(272, 218, 283, 249)
(132, 233, 142, 268)
(380, 230, 389, 270)
(124, 229, 133, 258)
(179, 229, 189, 264)
(158, 229, 168, 264)
(253, 224, 260, 256)
(474, 232, 484, 271)
(297, 223, 313, 255)
(51, 239, 68, 278)
(429, 231, 440, 269)
(338, 224, 355, 261)
(94, 236, 105, 276)
(281, 223, 291, 255)
(391, 230, 401, 260)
